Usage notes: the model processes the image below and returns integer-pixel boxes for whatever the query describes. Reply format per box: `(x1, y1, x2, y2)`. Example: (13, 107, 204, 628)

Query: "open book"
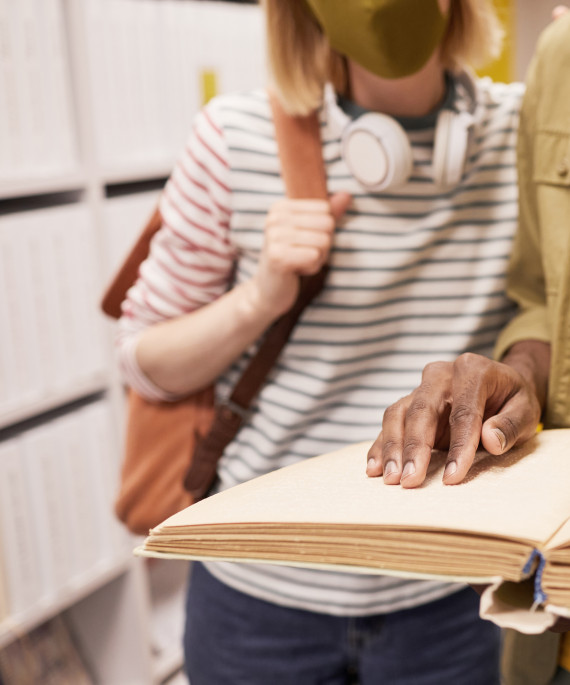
(137, 429, 570, 633)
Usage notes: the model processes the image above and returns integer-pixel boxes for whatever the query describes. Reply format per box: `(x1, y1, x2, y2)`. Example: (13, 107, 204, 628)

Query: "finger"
(274, 198, 332, 215)
(265, 200, 333, 231)
(267, 244, 324, 274)
(400, 391, 449, 489)
(444, 370, 488, 485)
(378, 398, 410, 484)
(329, 192, 352, 221)
(444, 407, 483, 484)
(480, 392, 540, 455)
(266, 226, 331, 257)
(553, 5, 569, 20)
(289, 228, 332, 252)
(366, 431, 384, 477)
(397, 363, 452, 488)
(268, 212, 335, 235)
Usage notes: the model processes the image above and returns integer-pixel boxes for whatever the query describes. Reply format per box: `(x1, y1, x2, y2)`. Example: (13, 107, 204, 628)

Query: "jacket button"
(557, 159, 569, 177)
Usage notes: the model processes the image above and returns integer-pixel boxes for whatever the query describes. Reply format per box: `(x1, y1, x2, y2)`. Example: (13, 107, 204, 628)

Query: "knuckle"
(402, 439, 424, 458)
(307, 250, 323, 270)
(453, 352, 488, 376)
(422, 360, 450, 379)
(367, 438, 382, 461)
(405, 399, 432, 421)
(455, 352, 478, 367)
(272, 198, 290, 212)
(265, 224, 284, 244)
(498, 416, 519, 445)
(314, 233, 330, 250)
(447, 439, 473, 464)
(266, 243, 282, 262)
(381, 438, 402, 459)
(303, 262, 322, 276)
(322, 215, 335, 232)
(449, 403, 480, 428)
(382, 400, 407, 423)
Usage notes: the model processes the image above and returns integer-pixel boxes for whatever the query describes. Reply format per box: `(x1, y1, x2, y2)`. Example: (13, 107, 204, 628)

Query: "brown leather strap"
(184, 93, 328, 498)
(101, 207, 162, 319)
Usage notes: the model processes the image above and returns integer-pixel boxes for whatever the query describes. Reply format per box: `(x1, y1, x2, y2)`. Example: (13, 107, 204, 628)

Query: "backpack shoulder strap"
(100, 206, 162, 319)
(184, 93, 329, 498)
(270, 90, 327, 200)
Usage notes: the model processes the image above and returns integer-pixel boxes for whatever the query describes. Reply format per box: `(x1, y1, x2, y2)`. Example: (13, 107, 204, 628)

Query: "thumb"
(329, 191, 352, 220)
(481, 397, 539, 456)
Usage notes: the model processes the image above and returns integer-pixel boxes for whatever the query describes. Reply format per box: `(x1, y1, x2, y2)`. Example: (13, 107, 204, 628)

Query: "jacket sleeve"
(494, 45, 550, 361)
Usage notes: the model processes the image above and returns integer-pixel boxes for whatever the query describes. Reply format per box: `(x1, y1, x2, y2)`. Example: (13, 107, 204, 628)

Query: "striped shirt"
(118, 75, 524, 616)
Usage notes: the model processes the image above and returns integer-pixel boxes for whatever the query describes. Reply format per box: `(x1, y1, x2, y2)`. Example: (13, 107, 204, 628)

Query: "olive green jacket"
(495, 13, 570, 430)
(495, 15, 570, 685)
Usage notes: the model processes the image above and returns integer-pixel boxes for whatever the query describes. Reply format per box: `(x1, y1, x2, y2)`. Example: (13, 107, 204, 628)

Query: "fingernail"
(366, 457, 377, 473)
(384, 460, 397, 476)
(402, 462, 416, 479)
(493, 429, 506, 452)
(443, 461, 457, 480)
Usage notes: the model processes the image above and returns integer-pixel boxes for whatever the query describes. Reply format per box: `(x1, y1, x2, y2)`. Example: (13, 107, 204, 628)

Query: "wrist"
(501, 340, 551, 413)
(235, 279, 283, 329)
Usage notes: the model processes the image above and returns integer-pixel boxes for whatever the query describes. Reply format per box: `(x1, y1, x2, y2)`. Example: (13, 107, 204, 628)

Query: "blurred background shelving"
(0, 0, 263, 682)
(0, 0, 561, 682)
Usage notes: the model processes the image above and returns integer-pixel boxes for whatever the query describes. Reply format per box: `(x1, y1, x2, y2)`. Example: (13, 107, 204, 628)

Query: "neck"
(346, 51, 447, 118)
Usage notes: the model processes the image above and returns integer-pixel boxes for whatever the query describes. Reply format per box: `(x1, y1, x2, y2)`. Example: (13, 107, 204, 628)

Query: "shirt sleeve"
(494, 47, 550, 361)
(116, 102, 236, 400)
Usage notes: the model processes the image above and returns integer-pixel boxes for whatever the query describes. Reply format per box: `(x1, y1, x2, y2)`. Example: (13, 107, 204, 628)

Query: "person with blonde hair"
(117, 1, 524, 682)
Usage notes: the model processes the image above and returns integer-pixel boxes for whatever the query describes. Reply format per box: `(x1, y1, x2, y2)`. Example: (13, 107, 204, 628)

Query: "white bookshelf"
(0, 0, 265, 683)
(0, 556, 131, 652)
(0, 172, 87, 201)
(0, 376, 108, 431)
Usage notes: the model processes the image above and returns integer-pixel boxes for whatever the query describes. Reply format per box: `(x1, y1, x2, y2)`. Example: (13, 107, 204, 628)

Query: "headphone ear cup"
(341, 112, 413, 192)
(432, 109, 473, 188)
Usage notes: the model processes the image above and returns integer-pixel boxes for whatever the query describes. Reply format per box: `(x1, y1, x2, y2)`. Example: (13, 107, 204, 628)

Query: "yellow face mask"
(304, 0, 450, 79)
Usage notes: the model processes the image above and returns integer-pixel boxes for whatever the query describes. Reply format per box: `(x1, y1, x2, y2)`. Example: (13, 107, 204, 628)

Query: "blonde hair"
(262, 0, 504, 115)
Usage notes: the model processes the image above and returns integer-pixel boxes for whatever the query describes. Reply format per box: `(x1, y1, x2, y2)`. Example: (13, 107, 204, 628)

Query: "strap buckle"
(222, 398, 250, 424)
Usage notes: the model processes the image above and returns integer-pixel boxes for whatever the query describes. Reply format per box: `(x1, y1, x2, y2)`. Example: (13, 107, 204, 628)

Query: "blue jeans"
(184, 562, 500, 685)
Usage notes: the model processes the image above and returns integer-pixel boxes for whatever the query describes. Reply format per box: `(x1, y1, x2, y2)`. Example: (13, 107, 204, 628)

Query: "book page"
(156, 429, 570, 547)
(545, 517, 570, 551)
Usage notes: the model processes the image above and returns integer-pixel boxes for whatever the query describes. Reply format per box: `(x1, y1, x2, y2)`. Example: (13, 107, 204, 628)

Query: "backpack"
(100, 94, 329, 535)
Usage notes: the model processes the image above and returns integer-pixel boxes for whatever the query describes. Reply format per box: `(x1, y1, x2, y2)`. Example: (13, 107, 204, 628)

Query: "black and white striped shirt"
(118, 76, 523, 615)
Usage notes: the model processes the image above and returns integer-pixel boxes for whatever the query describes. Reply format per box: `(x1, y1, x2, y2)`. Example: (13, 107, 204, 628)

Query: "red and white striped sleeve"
(117, 102, 235, 400)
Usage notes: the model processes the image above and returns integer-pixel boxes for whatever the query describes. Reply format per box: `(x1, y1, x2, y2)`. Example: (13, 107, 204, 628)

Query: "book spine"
(44, 0, 78, 172)
(21, 425, 72, 601)
(81, 400, 130, 562)
(0, 228, 19, 415)
(26, 212, 72, 393)
(0, 437, 44, 619)
(0, 0, 16, 179)
(0, 215, 44, 409)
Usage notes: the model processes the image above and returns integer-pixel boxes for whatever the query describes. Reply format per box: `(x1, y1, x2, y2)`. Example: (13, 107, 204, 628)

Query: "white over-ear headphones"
(338, 71, 477, 191)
